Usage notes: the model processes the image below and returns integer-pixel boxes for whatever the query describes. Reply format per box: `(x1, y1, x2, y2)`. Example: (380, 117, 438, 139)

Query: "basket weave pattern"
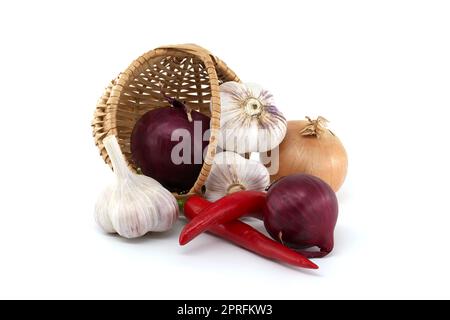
(92, 44, 239, 196)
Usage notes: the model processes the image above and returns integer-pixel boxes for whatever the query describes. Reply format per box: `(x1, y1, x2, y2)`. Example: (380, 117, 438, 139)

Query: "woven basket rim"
(92, 44, 240, 198)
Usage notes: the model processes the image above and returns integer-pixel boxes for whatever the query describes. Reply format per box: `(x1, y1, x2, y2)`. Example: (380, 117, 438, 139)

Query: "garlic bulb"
(94, 135, 178, 238)
(204, 151, 270, 201)
(217, 82, 287, 153)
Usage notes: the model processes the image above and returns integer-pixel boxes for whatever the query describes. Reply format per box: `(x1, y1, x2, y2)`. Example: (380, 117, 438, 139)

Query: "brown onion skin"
(131, 107, 210, 193)
(271, 120, 348, 192)
(264, 174, 338, 258)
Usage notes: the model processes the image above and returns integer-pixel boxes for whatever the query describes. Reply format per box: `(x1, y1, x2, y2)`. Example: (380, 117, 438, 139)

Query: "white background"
(0, 0, 449, 300)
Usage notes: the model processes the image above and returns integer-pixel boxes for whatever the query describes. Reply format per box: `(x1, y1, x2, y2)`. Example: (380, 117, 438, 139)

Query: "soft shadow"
(104, 219, 186, 244)
(332, 224, 358, 256)
(177, 229, 322, 275)
(177, 234, 220, 255)
(282, 265, 323, 276)
(182, 243, 322, 275)
(98, 220, 323, 275)
(336, 188, 351, 205)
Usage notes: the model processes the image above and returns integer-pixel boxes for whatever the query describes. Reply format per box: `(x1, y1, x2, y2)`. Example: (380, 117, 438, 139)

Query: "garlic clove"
(137, 175, 178, 232)
(244, 83, 272, 103)
(204, 151, 270, 201)
(109, 184, 152, 238)
(217, 81, 287, 153)
(94, 135, 178, 239)
(94, 186, 115, 233)
(107, 174, 178, 239)
(218, 81, 243, 109)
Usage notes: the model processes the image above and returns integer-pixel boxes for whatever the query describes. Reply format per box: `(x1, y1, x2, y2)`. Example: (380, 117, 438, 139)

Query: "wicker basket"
(92, 44, 240, 197)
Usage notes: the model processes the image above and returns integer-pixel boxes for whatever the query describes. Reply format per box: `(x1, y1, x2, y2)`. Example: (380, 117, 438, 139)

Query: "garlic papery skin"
(217, 82, 287, 153)
(204, 151, 270, 201)
(94, 135, 178, 238)
(94, 186, 115, 233)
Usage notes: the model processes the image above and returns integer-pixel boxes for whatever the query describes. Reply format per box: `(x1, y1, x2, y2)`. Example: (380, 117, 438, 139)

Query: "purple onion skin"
(264, 174, 338, 258)
(131, 107, 210, 193)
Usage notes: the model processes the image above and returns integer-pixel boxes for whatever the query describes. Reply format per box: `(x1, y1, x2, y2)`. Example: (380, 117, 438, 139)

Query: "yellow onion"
(270, 117, 348, 192)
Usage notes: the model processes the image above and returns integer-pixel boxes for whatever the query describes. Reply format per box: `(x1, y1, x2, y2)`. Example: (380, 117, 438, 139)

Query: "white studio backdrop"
(0, 0, 449, 299)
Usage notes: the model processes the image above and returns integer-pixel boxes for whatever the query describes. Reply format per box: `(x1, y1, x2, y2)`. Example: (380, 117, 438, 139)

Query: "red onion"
(131, 98, 210, 193)
(263, 174, 338, 258)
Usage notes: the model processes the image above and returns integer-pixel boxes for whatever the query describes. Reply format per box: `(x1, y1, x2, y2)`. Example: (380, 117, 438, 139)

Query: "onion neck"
(299, 116, 333, 137)
(226, 183, 246, 194)
(185, 109, 193, 122)
(161, 91, 193, 122)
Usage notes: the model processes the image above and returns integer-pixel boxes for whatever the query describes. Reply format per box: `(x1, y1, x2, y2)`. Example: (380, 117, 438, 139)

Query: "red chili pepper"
(179, 191, 266, 245)
(183, 195, 318, 269)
